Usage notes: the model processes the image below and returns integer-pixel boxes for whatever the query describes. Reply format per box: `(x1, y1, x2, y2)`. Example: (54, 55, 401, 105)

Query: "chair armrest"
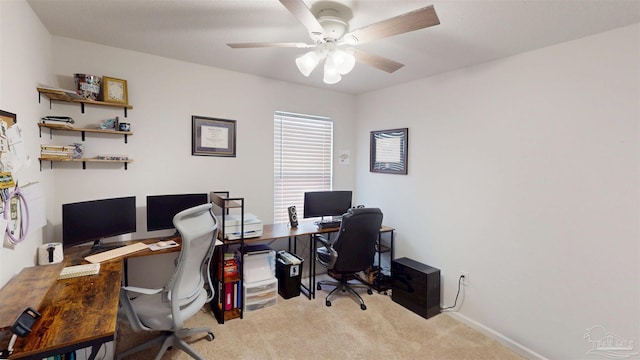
(121, 286, 163, 295)
(315, 234, 330, 247)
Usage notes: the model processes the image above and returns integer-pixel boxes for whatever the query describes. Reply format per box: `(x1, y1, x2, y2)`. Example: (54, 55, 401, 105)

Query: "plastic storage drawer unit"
(243, 277, 278, 314)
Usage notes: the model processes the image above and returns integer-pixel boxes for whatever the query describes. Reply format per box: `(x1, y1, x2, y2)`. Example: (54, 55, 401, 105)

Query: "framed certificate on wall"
(192, 116, 236, 157)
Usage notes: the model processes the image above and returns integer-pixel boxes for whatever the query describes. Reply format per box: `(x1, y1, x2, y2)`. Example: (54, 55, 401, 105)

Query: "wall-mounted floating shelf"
(38, 157, 133, 170)
(38, 123, 133, 143)
(37, 87, 133, 117)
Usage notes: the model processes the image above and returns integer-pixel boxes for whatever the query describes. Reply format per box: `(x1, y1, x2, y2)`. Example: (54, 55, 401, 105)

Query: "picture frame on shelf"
(370, 128, 408, 175)
(101, 76, 128, 104)
(192, 116, 236, 157)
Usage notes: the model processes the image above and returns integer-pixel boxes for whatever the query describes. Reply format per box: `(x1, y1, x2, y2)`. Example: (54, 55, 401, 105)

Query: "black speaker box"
(287, 206, 298, 227)
(391, 257, 441, 319)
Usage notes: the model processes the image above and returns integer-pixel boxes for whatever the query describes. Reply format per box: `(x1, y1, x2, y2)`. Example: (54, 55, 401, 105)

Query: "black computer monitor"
(62, 196, 137, 251)
(146, 193, 208, 232)
(303, 191, 352, 219)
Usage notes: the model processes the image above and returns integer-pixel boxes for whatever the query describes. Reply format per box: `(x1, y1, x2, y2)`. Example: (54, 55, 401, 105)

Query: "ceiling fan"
(227, 0, 440, 84)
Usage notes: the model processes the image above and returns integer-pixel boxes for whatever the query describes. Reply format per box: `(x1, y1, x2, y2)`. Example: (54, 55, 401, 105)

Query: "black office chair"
(315, 207, 383, 310)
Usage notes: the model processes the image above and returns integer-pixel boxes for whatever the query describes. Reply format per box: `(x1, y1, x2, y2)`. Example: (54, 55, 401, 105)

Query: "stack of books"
(40, 145, 75, 160)
(221, 253, 238, 280)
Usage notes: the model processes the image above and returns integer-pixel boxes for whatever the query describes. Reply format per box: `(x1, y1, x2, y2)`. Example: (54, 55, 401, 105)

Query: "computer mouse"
(157, 241, 167, 247)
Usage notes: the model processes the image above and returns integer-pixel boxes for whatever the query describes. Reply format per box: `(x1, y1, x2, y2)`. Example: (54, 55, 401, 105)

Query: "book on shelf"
(223, 259, 238, 281)
(41, 115, 75, 124)
(224, 282, 233, 311)
(218, 252, 239, 280)
(40, 144, 83, 159)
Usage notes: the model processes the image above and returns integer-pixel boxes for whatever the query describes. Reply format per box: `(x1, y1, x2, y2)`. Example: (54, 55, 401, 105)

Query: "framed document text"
(192, 116, 236, 157)
(370, 128, 408, 174)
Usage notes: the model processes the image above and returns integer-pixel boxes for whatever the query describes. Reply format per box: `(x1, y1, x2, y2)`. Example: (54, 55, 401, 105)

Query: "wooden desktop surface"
(0, 263, 65, 331)
(63, 236, 182, 265)
(7, 237, 181, 359)
(9, 261, 123, 359)
(228, 220, 395, 244)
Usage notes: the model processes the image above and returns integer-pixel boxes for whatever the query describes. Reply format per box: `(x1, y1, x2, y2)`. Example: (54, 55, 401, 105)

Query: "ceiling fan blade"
(279, 0, 324, 37)
(345, 5, 440, 45)
(227, 42, 313, 49)
(352, 49, 404, 73)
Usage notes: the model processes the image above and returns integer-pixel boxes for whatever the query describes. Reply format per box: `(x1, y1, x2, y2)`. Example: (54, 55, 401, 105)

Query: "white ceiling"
(26, 0, 640, 95)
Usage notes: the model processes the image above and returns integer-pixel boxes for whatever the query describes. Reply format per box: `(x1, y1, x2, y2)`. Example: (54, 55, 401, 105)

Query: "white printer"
(221, 213, 263, 240)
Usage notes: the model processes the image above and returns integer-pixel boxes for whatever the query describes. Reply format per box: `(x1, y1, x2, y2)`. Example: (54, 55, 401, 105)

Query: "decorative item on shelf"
(99, 116, 119, 130)
(74, 74, 101, 100)
(95, 154, 129, 161)
(118, 122, 131, 132)
(101, 76, 128, 104)
(72, 143, 84, 159)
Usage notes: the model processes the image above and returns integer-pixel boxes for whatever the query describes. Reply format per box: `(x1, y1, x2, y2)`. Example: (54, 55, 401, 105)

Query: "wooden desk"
(6, 237, 181, 360)
(8, 261, 122, 360)
(0, 263, 65, 331)
(223, 221, 395, 299)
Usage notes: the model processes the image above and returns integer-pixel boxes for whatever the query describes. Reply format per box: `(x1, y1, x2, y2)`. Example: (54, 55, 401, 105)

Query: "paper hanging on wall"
(6, 124, 28, 173)
(0, 172, 15, 189)
(338, 149, 350, 165)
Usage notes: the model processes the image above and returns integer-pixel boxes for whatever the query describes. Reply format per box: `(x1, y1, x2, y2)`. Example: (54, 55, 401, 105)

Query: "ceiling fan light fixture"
(332, 48, 356, 75)
(296, 50, 321, 77)
(323, 56, 342, 84)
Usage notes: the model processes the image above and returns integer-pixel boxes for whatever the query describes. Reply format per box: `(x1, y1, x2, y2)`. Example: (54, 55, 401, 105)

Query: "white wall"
(45, 37, 356, 242)
(0, 0, 53, 288)
(355, 24, 639, 359)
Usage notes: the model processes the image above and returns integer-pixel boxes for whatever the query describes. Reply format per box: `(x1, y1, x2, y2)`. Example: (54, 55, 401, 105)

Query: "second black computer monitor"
(303, 190, 352, 219)
(146, 193, 208, 232)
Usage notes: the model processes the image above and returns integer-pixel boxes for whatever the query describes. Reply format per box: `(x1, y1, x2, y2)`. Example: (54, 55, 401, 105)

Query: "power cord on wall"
(441, 274, 465, 311)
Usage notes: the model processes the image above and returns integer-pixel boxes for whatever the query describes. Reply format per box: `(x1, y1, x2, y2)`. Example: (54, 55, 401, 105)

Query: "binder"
(225, 282, 233, 310)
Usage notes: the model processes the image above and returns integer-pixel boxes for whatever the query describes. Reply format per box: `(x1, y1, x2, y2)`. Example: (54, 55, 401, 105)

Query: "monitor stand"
(85, 238, 125, 256)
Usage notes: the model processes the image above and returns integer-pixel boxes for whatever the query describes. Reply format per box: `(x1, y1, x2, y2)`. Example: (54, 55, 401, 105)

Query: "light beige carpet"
(117, 282, 524, 360)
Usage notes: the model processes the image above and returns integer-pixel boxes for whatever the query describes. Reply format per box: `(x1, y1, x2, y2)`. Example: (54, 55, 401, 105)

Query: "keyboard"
(317, 220, 341, 229)
(59, 263, 100, 280)
(84, 242, 148, 263)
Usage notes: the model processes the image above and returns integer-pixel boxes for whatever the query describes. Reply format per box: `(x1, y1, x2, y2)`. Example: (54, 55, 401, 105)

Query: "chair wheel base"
(360, 304, 367, 310)
(317, 284, 322, 290)
(207, 332, 214, 341)
(367, 289, 373, 295)
(326, 300, 332, 307)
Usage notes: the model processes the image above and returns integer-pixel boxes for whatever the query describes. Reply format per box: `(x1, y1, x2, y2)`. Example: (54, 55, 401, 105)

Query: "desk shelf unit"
(210, 191, 245, 324)
(354, 226, 395, 293)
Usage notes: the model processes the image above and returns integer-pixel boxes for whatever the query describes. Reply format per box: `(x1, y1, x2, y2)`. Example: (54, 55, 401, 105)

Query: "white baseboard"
(446, 312, 549, 360)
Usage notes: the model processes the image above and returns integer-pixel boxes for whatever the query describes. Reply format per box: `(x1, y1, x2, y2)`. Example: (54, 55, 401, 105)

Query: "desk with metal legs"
(4, 237, 181, 360)
(237, 221, 395, 299)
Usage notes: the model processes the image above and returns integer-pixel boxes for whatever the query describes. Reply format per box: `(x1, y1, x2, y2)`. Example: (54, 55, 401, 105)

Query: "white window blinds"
(274, 111, 333, 224)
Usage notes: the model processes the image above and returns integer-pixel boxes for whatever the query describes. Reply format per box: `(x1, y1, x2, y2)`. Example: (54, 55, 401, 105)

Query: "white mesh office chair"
(117, 204, 219, 360)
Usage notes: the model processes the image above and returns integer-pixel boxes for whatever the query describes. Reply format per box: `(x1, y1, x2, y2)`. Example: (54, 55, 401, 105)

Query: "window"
(274, 111, 333, 224)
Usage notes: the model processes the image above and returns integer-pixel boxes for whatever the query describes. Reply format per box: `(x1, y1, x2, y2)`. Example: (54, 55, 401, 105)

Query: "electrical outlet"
(459, 271, 469, 286)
